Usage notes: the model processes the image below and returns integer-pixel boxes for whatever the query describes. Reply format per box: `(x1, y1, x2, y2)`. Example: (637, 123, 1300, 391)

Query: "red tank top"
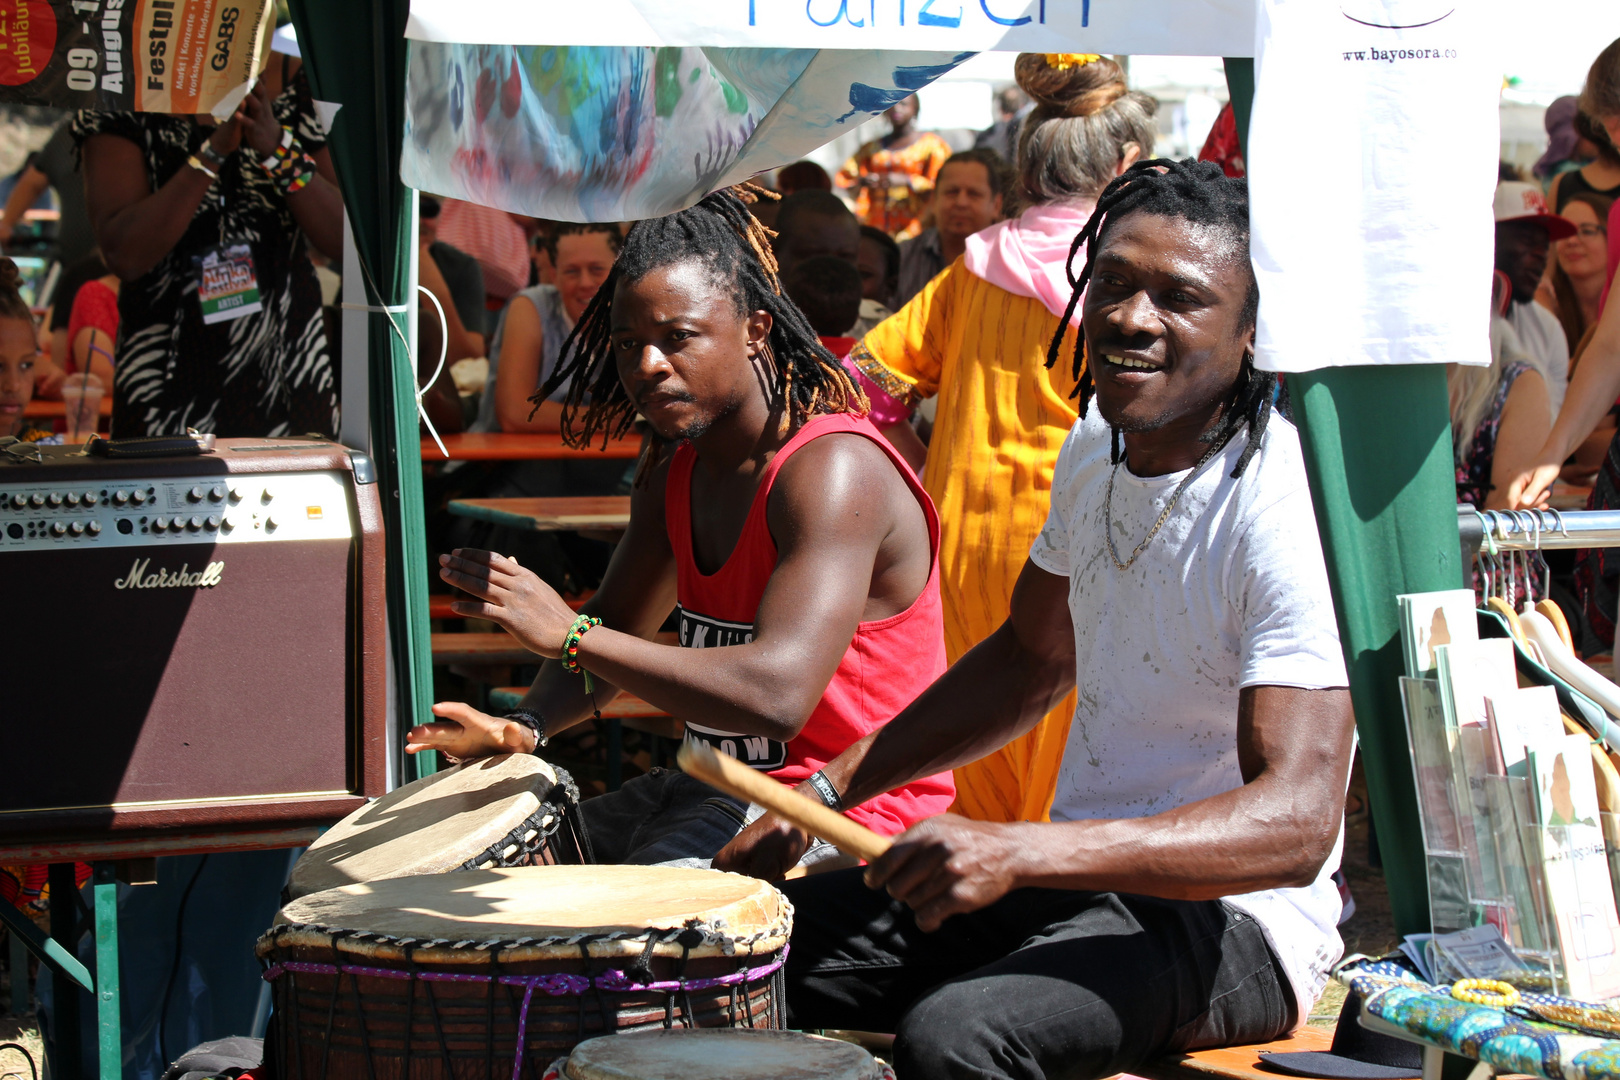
(665, 412, 955, 836)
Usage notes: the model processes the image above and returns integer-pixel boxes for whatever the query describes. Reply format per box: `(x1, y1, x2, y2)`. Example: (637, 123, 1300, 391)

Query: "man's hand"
(439, 548, 578, 658)
(236, 80, 283, 158)
(406, 701, 536, 759)
(206, 113, 243, 158)
(863, 815, 1030, 932)
(713, 811, 812, 880)
(1507, 459, 1560, 510)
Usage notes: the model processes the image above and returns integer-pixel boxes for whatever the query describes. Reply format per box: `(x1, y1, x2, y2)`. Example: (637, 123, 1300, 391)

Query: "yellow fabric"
(853, 259, 1082, 823)
(836, 131, 953, 240)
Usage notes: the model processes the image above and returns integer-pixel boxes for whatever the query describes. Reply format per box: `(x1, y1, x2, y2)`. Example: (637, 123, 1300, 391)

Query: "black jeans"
(781, 869, 1294, 1080)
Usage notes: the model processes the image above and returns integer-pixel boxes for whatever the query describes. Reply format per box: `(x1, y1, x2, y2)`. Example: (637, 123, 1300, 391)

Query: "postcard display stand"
(1399, 509, 1620, 1000)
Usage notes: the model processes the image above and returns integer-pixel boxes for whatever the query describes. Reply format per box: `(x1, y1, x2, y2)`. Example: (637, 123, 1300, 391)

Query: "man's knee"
(894, 975, 1122, 1080)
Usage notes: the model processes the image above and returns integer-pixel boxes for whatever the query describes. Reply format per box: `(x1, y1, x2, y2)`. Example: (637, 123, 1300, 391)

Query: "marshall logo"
(113, 558, 225, 590)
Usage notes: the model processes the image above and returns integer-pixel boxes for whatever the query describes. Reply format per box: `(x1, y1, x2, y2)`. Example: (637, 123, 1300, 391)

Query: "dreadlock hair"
(535, 184, 867, 483)
(1046, 157, 1276, 479)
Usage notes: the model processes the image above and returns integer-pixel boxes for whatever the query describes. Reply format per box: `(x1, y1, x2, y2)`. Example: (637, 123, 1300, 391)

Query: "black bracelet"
(504, 708, 547, 750)
(805, 769, 843, 811)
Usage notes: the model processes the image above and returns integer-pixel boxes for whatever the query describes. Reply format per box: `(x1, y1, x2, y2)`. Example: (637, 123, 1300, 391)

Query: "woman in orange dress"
(848, 54, 1157, 823)
(837, 95, 952, 240)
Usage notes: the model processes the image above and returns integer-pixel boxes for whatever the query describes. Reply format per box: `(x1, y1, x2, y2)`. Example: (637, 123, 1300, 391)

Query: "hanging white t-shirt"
(1029, 409, 1350, 1022)
(1506, 300, 1570, 423)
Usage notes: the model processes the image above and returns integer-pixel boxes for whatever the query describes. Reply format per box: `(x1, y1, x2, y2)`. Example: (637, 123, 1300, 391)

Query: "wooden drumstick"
(677, 741, 891, 863)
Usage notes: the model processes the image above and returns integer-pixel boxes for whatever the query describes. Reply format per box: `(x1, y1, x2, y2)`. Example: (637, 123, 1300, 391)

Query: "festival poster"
(0, 0, 272, 113)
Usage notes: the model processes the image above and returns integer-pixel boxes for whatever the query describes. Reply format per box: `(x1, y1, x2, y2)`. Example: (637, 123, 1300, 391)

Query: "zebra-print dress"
(72, 72, 337, 439)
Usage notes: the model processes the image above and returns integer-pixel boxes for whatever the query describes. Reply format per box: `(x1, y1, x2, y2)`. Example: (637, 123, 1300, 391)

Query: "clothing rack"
(1458, 506, 1620, 557)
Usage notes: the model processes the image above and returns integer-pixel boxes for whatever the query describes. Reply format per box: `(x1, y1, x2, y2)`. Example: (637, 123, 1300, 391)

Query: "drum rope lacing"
(261, 950, 788, 1080)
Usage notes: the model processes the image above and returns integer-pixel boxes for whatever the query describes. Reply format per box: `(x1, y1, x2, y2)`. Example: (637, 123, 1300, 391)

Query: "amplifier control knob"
(265, 514, 279, 532)
(46, 492, 62, 507)
(153, 516, 169, 531)
(228, 485, 245, 503)
(188, 486, 205, 502)
(28, 493, 43, 508)
(205, 515, 221, 531)
(131, 490, 148, 505)
(64, 492, 79, 507)
(11, 494, 26, 509)
(113, 490, 129, 505)
(186, 516, 202, 531)
(82, 492, 97, 506)
(210, 484, 226, 501)
(68, 521, 85, 536)
(260, 489, 274, 504)
(49, 521, 65, 536)
(87, 521, 101, 535)
(220, 515, 236, 532)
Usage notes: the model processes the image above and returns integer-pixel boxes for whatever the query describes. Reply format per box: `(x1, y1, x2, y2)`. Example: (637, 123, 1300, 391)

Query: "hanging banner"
(0, 0, 273, 112)
(403, 43, 973, 222)
(405, 0, 1256, 58)
(1247, 0, 1501, 370)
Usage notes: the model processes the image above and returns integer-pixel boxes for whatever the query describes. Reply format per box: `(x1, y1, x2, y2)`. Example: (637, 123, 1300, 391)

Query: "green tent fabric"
(288, 0, 436, 767)
(1225, 58, 1451, 937)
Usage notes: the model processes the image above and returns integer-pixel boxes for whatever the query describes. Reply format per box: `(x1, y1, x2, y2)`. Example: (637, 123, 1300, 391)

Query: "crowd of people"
(7, 36, 1620, 1080)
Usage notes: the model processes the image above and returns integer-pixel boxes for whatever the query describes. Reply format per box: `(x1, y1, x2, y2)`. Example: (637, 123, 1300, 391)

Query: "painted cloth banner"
(405, 0, 1256, 58)
(1247, 0, 1500, 371)
(0, 0, 272, 111)
(403, 43, 973, 222)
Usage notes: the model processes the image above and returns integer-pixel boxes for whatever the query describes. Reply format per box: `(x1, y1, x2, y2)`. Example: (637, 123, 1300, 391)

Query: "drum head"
(275, 865, 790, 958)
(562, 1030, 885, 1080)
(288, 754, 561, 899)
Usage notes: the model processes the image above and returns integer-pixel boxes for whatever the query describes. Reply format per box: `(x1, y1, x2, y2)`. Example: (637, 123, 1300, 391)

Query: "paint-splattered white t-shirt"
(1029, 407, 1349, 1022)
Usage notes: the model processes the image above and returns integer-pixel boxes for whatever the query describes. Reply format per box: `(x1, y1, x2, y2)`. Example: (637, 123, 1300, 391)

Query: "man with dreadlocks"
(405, 186, 955, 867)
(718, 161, 1353, 1080)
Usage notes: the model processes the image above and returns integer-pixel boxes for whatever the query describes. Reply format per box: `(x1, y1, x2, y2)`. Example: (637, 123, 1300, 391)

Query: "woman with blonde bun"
(847, 53, 1155, 824)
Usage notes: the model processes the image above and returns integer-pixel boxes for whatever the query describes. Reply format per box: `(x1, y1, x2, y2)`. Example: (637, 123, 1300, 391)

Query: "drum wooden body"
(287, 755, 590, 900)
(258, 866, 792, 1080)
(543, 1030, 895, 1080)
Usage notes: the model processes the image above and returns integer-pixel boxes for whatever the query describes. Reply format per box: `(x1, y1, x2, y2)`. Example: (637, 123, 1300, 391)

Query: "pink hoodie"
(962, 200, 1097, 326)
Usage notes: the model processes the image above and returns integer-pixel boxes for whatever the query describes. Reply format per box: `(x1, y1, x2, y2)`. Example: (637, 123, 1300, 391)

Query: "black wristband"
(504, 708, 547, 750)
(805, 769, 843, 811)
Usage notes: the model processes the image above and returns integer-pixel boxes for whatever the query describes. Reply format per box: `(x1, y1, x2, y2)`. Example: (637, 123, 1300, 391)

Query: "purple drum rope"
(262, 949, 787, 1080)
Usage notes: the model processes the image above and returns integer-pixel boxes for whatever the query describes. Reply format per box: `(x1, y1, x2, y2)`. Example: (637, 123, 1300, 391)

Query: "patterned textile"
(71, 70, 337, 440)
(1340, 961, 1620, 1080)
(2, 863, 90, 927)
(853, 259, 1081, 824)
(1457, 360, 1542, 607)
(1575, 430, 1620, 650)
(836, 131, 952, 240)
(436, 199, 531, 301)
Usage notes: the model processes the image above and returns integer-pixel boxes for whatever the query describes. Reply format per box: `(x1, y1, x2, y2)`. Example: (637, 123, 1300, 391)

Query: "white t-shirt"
(1506, 300, 1569, 423)
(1029, 409, 1350, 1022)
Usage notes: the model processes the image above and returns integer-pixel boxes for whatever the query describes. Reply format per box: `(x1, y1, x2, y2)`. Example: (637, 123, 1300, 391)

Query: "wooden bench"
(429, 631, 536, 666)
(1135, 1026, 1334, 1080)
(430, 590, 596, 621)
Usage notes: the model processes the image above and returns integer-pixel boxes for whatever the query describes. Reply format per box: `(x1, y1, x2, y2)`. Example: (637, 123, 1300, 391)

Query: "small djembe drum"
(542, 1029, 895, 1080)
(257, 865, 792, 1080)
(286, 754, 592, 900)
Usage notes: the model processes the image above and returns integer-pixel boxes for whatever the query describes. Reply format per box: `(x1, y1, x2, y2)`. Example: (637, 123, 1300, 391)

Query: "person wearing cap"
(1535, 97, 1591, 189)
(1494, 180, 1577, 422)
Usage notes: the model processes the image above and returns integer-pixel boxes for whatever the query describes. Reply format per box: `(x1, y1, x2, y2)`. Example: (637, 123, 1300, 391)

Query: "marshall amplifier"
(0, 437, 387, 852)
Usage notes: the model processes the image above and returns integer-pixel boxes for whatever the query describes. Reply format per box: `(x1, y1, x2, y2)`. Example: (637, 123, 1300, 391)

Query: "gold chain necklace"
(1103, 437, 1230, 571)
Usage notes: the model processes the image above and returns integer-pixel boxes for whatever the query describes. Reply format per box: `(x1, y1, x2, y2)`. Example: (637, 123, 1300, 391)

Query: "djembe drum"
(286, 754, 591, 900)
(543, 1030, 895, 1080)
(257, 865, 792, 1080)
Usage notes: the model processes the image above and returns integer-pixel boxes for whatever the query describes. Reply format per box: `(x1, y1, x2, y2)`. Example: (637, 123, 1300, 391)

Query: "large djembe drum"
(257, 865, 792, 1080)
(286, 754, 591, 900)
(542, 1030, 895, 1080)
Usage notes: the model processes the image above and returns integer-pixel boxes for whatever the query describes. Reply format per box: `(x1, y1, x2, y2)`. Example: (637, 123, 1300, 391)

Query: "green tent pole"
(289, 0, 436, 770)
(1225, 59, 1446, 936)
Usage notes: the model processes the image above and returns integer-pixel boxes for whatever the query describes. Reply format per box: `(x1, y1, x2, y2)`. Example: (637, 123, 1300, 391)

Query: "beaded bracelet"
(259, 127, 295, 172)
(282, 166, 314, 195)
(1450, 978, 1520, 1008)
(562, 613, 601, 671)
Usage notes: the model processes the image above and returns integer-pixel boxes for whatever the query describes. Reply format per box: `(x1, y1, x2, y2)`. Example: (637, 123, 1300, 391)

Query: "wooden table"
(24, 397, 112, 418)
(424, 432, 640, 461)
(1548, 482, 1594, 511)
(448, 495, 631, 532)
